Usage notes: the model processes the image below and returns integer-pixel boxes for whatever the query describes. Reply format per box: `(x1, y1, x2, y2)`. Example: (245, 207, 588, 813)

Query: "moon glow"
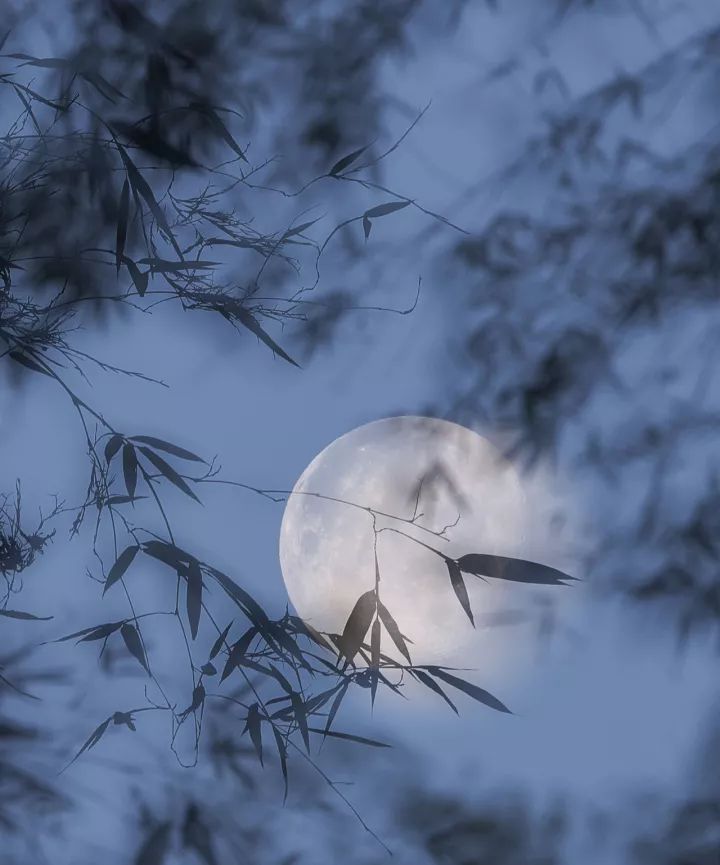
(279, 416, 531, 664)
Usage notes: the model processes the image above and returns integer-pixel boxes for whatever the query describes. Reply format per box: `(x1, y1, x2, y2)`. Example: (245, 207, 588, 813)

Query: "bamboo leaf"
(456, 553, 576, 586)
(122, 444, 138, 499)
(329, 144, 369, 176)
(104, 434, 124, 464)
(0, 609, 52, 621)
(243, 703, 263, 765)
(307, 728, 390, 748)
(139, 447, 201, 503)
(120, 623, 150, 674)
(411, 669, 457, 713)
(235, 308, 299, 368)
(116, 177, 129, 275)
(186, 560, 202, 640)
(337, 590, 377, 664)
(446, 559, 474, 626)
(427, 667, 511, 714)
(377, 601, 412, 663)
(128, 435, 204, 462)
(364, 200, 411, 219)
(104, 545, 139, 595)
(209, 620, 233, 661)
(272, 726, 288, 801)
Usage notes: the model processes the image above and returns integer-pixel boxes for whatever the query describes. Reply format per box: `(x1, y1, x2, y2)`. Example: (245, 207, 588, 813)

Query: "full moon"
(279, 416, 543, 665)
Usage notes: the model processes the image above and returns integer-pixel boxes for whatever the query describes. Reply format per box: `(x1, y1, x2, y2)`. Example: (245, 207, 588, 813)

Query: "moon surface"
(278, 416, 550, 665)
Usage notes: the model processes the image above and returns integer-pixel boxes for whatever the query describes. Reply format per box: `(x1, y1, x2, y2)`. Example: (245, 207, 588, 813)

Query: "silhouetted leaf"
(120, 256, 149, 295)
(104, 545, 139, 594)
(377, 600, 412, 663)
(104, 434, 124, 463)
(329, 144, 369, 176)
(290, 692, 310, 752)
(323, 679, 350, 737)
(129, 436, 203, 462)
(55, 621, 123, 642)
(137, 258, 220, 272)
(206, 567, 270, 628)
(370, 618, 381, 706)
(122, 444, 138, 498)
(182, 683, 206, 717)
(288, 616, 334, 653)
(364, 200, 411, 218)
(411, 669, 458, 713)
(363, 215, 372, 239)
(142, 540, 191, 569)
(66, 717, 111, 768)
(282, 217, 321, 240)
(139, 447, 201, 502)
(337, 590, 377, 664)
(186, 560, 203, 640)
(0, 609, 52, 621)
(190, 102, 248, 161)
(426, 667, 511, 713)
(120, 623, 150, 674)
(200, 662, 216, 676)
(117, 143, 182, 256)
(446, 559, 474, 626)
(457, 553, 575, 585)
(244, 703, 263, 765)
(236, 308, 299, 367)
(220, 626, 257, 682)
(116, 178, 130, 275)
(307, 728, 390, 748)
(272, 726, 288, 801)
(112, 711, 136, 731)
(209, 621, 233, 660)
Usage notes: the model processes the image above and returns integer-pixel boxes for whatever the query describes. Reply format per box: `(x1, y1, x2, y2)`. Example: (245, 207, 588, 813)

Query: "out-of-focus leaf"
(236, 308, 299, 368)
(134, 822, 172, 865)
(377, 601, 412, 663)
(446, 559, 474, 626)
(411, 669, 457, 713)
(122, 443, 138, 498)
(0, 609, 52, 621)
(426, 667, 511, 714)
(186, 560, 203, 639)
(139, 447, 201, 503)
(209, 621, 233, 661)
(329, 144, 369, 176)
(104, 545, 139, 595)
(104, 434, 124, 463)
(364, 200, 411, 219)
(244, 703, 263, 766)
(457, 553, 575, 585)
(307, 728, 390, 748)
(116, 177, 130, 275)
(112, 120, 198, 168)
(120, 623, 150, 674)
(337, 590, 377, 664)
(8, 350, 52, 377)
